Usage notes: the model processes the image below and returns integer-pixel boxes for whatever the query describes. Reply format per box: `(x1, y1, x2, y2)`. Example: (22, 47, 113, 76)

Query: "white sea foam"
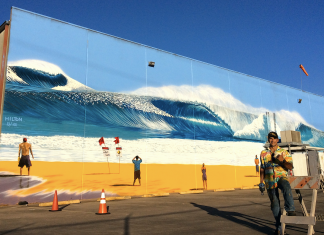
(233, 111, 307, 141)
(0, 133, 263, 166)
(234, 114, 267, 140)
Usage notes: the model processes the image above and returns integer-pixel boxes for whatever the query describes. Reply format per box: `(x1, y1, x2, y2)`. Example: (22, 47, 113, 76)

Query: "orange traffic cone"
(96, 189, 110, 215)
(49, 190, 61, 212)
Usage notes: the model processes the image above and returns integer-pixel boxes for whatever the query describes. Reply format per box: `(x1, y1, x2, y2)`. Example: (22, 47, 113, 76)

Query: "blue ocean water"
(2, 64, 324, 147)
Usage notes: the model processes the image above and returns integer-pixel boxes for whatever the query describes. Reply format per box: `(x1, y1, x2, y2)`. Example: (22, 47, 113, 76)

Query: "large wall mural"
(1, 8, 324, 205)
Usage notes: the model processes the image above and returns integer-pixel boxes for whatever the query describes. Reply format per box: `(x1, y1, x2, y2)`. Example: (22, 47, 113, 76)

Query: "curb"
(39, 199, 80, 207)
(3, 186, 258, 207)
(241, 186, 258, 190)
(153, 193, 170, 197)
(142, 193, 170, 198)
(180, 190, 204, 194)
(214, 188, 235, 192)
(97, 196, 131, 201)
(107, 196, 131, 201)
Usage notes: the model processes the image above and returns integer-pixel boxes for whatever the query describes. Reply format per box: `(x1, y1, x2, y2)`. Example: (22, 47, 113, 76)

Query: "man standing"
(260, 132, 296, 235)
(255, 155, 260, 176)
(18, 138, 34, 176)
(132, 155, 142, 186)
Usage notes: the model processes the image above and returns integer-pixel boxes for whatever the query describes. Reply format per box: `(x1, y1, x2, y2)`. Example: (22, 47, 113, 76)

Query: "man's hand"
(277, 153, 284, 162)
(275, 153, 293, 170)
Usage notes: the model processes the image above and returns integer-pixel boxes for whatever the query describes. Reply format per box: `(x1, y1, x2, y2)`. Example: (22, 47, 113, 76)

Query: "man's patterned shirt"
(260, 147, 293, 189)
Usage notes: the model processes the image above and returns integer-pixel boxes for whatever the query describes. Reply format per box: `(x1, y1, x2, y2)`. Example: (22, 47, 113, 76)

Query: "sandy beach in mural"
(0, 161, 259, 205)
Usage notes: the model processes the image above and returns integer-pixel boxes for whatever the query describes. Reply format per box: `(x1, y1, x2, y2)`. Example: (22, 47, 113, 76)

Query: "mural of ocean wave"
(4, 61, 235, 141)
(3, 90, 235, 140)
(297, 123, 324, 147)
(2, 60, 324, 147)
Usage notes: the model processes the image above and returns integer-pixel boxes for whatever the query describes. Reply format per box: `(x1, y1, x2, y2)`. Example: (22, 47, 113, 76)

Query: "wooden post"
(296, 189, 309, 217)
(281, 189, 317, 234)
(282, 209, 286, 235)
(308, 189, 317, 235)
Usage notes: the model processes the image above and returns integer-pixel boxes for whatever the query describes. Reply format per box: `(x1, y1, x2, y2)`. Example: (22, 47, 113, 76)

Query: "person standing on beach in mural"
(259, 132, 296, 235)
(132, 156, 142, 186)
(201, 163, 207, 190)
(255, 155, 260, 176)
(18, 138, 34, 176)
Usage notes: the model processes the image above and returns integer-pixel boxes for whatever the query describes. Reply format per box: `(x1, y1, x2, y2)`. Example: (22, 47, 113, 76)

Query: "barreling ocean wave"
(131, 85, 268, 115)
(7, 60, 92, 91)
(4, 60, 235, 140)
(3, 60, 324, 147)
(3, 85, 235, 140)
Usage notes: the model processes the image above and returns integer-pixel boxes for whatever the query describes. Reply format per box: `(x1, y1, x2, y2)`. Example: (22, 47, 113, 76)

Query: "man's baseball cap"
(268, 132, 278, 139)
(23, 138, 27, 142)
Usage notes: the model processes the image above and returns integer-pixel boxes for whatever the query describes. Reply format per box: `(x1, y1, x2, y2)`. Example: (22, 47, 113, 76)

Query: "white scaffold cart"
(264, 139, 324, 235)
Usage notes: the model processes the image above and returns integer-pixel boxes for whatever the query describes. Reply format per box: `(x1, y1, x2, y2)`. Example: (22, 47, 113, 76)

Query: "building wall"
(0, 22, 10, 136)
(1, 7, 323, 204)
(0, 27, 5, 135)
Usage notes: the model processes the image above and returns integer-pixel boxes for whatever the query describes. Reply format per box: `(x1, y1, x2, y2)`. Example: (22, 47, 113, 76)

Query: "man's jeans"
(267, 177, 295, 229)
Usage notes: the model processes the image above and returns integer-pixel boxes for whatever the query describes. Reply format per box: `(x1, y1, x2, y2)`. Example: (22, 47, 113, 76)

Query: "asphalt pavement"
(1, 189, 324, 235)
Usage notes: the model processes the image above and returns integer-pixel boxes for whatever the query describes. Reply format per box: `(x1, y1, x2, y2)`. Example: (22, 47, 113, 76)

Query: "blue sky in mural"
(1, 0, 324, 96)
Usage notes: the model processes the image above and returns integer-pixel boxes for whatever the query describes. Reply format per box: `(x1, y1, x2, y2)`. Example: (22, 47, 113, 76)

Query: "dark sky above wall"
(1, 0, 323, 96)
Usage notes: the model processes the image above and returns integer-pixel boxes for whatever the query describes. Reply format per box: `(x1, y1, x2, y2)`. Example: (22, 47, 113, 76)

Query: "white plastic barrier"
(292, 153, 308, 176)
(319, 152, 324, 175)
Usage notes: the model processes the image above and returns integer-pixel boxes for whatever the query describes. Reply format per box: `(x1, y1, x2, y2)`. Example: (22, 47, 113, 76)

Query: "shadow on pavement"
(59, 204, 70, 210)
(124, 213, 132, 235)
(1, 223, 35, 235)
(190, 202, 309, 235)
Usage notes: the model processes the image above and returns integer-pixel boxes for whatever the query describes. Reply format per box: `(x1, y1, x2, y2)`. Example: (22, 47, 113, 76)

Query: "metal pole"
(273, 113, 276, 133)
(104, 143, 110, 174)
(300, 69, 303, 91)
